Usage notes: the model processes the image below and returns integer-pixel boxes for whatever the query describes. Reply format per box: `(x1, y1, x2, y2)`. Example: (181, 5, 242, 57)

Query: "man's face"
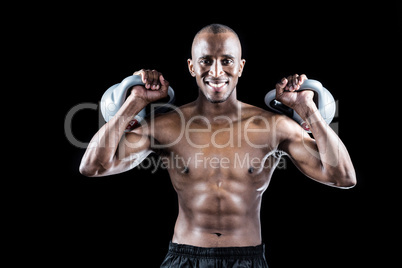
(188, 32, 246, 103)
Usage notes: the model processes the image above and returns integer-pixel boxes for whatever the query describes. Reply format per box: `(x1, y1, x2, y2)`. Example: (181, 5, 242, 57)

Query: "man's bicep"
(283, 136, 323, 172)
(117, 131, 153, 162)
(100, 132, 152, 176)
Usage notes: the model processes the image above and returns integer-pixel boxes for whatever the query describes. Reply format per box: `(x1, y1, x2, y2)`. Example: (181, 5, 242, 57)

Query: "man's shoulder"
(150, 101, 196, 127)
(240, 102, 277, 120)
(239, 101, 301, 131)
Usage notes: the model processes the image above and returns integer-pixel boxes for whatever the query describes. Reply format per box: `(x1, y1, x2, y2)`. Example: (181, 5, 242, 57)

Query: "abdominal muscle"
(171, 178, 264, 247)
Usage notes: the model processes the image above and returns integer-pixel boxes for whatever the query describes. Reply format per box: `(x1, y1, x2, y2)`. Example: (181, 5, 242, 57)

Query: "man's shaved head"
(191, 24, 242, 59)
(195, 23, 239, 38)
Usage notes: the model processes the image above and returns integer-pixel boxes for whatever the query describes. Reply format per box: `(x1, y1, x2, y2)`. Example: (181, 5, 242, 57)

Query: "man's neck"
(195, 90, 241, 122)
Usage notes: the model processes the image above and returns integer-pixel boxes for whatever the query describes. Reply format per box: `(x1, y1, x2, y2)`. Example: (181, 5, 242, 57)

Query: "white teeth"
(209, 82, 226, 88)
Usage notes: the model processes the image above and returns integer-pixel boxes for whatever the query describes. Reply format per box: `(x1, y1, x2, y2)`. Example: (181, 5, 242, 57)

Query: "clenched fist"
(130, 69, 169, 104)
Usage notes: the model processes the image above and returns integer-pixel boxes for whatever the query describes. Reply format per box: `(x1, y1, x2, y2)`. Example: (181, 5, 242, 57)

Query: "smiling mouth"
(205, 80, 229, 91)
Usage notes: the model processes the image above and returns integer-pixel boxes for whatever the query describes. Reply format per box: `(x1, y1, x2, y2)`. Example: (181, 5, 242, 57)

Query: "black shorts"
(160, 241, 269, 268)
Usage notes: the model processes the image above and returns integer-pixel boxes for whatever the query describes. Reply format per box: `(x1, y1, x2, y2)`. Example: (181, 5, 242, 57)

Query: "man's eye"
(222, 59, 233, 65)
(199, 59, 211, 65)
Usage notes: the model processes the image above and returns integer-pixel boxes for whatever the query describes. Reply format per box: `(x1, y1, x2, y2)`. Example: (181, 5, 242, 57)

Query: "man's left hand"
(275, 74, 316, 118)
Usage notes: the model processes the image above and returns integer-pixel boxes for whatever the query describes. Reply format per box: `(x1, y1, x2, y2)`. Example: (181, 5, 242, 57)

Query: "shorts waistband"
(168, 241, 265, 259)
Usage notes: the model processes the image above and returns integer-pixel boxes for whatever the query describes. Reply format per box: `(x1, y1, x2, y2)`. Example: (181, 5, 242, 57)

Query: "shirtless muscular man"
(80, 24, 356, 268)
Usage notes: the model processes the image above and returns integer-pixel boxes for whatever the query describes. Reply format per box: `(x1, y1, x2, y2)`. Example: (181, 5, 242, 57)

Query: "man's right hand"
(131, 69, 169, 104)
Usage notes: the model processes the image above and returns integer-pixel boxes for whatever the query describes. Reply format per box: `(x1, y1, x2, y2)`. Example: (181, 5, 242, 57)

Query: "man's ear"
(238, 59, 246, 77)
(187, 58, 196, 77)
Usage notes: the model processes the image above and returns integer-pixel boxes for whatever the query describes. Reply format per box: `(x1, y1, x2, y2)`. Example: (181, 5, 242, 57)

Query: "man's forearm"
(297, 103, 356, 187)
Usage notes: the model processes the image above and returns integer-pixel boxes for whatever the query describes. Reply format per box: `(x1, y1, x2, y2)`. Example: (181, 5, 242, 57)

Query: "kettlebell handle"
(100, 75, 175, 131)
(264, 79, 336, 133)
(117, 75, 175, 103)
(111, 74, 175, 112)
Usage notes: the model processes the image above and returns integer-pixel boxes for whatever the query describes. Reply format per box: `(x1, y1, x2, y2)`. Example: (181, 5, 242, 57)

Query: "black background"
(54, 1, 399, 267)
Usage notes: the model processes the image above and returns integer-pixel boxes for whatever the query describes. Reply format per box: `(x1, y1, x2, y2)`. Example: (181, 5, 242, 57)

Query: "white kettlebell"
(264, 79, 336, 133)
(100, 75, 175, 131)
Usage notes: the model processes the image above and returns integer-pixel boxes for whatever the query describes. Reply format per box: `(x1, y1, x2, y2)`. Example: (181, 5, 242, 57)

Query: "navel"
(248, 167, 254, 174)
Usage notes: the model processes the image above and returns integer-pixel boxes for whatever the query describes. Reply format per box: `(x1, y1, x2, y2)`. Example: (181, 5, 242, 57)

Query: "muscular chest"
(165, 145, 277, 176)
(156, 119, 280, 187)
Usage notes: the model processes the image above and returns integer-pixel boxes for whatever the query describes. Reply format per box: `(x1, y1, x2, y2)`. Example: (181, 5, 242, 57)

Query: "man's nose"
(208, 61, 224, 77)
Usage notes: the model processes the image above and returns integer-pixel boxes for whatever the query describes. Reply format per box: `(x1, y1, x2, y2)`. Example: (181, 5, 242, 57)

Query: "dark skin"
(80, 31, 356, 247)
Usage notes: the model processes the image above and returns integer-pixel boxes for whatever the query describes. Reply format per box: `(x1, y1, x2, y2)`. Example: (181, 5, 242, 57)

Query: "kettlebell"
(264, 79, 336, 133)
